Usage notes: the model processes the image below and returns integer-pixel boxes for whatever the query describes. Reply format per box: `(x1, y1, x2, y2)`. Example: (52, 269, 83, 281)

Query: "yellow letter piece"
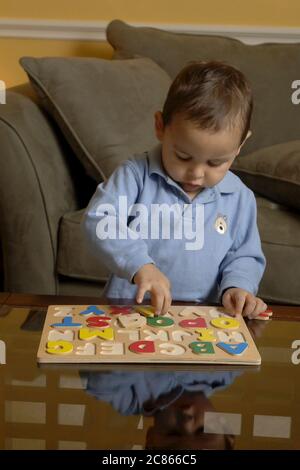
(210, 317, 240, 330)
(195, 328, 216, 342)
(46, 340, 73, 355)
(135, 306, 155, 317)
(79, 327, 114, 341)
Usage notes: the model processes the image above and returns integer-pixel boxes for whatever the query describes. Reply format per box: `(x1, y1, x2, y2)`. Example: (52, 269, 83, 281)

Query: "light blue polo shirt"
(83, 370, 241, 416)
(81, 143, 266, 303)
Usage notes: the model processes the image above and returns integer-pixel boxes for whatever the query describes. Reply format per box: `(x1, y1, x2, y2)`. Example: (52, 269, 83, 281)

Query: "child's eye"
(208, 161, 224, 167)
(175, 153, 191, 161)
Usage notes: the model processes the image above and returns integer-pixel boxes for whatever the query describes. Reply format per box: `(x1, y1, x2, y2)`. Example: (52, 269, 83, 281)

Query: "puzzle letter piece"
(118, 313, 146, 329)
(264, 309, 273, 315)
(75, 343, 96, 355)
(255, 315, 271, 321)
(255, 310, 273, 321)
(147, 316, 174, 328)
(195, 328, 216, 342)
(109, 306, 133, 315)
(100, 342, 124, 355)
(171, 330, 193, 342)
(135, 306, 155, 317)
(79, 305, 106, 316)
(79, 327, 114, 341)
(189, 341, 215, 354)
(209, 308, 232, 319)
(217, 331, 245, 343)
(143, 329, 169, 341)
(129, 340, 155, 354)
(179, 318, 207, 328)
(210, 317, 240, 330)
(86, 316, 111, 328)
(51, 317, 82, 328)
(48, 329, 74, 342)
(53, 306, 74, 317)
(117, 329, 140, 341)
(46, 340, 73, 355)
(178, 307, 205, 317)
(217, 342, 248, 355)
(158, 343, 185, 356)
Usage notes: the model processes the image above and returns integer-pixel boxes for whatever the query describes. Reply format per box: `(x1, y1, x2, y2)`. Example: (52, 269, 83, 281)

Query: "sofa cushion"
(57, 209, 111, 282)
(106, 19, 300, 157)
(256, 196, 300, 304)
(20, 56, 171, 182)
(232, 140, 300, 211)
(58, 200, 300, 304)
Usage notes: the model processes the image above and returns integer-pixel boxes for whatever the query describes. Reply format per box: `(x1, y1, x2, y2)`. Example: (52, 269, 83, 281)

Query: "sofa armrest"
(0, 90, 94, 294)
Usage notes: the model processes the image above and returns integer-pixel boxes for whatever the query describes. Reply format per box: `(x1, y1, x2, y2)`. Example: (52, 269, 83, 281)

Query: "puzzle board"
(37, 305, 261, 365)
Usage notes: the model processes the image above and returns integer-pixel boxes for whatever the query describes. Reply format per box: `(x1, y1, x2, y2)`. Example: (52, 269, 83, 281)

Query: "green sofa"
(0, 19, 300, 304)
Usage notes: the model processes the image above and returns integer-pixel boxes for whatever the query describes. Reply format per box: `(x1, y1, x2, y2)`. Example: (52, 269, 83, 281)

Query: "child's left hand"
(221, 287, 268, 318)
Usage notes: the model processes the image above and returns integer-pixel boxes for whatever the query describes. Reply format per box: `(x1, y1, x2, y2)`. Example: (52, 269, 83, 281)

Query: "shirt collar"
(148, 143, 168, 180)
(215, 170, 239, 194)
(147, 142, 238, 194)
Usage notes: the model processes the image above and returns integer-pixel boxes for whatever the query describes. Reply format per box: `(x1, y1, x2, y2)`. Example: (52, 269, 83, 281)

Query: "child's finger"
(222, 292, 236, 314)
(242, 297, 257, 317)
(151, 288, 164, 316)
(162, 292, 172, 315)
(233, 293, 246, 315)
(249, 299, 268, 319)
(136, 283, 148, 304)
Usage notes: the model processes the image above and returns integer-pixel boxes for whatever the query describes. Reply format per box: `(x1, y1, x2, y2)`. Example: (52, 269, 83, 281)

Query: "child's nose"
(188, 165, 205, 180)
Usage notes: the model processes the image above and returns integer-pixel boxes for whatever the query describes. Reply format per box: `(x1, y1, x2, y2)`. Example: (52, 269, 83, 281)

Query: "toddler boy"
(81, 61, 266, 317)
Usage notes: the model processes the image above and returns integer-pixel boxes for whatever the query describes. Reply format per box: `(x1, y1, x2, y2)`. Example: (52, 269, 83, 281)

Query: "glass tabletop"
(0, 304, 300, 450)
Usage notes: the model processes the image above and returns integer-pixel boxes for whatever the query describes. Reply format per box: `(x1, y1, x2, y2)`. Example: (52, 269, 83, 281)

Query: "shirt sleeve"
(80, 160, 155, 283)
(218, 189, 266, 301)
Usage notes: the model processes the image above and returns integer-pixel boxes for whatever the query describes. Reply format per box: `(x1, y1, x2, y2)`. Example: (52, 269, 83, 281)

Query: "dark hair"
(162, 60, 253, 145)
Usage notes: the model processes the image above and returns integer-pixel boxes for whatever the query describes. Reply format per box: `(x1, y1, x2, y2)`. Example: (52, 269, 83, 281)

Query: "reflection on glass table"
(83, 369, 241, 449)
(1, 304, 300, 450)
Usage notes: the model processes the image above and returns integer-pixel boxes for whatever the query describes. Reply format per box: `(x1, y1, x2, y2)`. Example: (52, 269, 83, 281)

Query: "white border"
(0, 19, 300, 44)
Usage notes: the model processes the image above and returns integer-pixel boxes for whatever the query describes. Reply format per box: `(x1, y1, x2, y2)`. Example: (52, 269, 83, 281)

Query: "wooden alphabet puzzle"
(37, 305, 261, 365)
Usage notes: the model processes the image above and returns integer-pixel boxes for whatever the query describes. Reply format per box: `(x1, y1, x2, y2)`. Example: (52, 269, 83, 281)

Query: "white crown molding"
(0, 18, 300, 44)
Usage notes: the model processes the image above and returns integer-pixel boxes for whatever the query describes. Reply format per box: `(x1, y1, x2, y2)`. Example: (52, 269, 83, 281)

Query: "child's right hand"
(133, 264, 172, 316)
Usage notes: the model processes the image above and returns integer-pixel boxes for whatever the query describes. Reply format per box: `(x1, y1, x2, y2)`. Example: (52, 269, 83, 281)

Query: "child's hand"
(133, 264, 172, 315)
(222, 287, 268, 318)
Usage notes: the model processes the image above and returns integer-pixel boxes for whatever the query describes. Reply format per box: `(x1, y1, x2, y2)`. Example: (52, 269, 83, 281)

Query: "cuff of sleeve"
(218, 276, 257, 302)
(123, 254, 155, 284)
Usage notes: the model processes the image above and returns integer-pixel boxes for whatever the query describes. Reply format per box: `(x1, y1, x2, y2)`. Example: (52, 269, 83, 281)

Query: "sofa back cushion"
(20, 56, 171, 182)
(232, 140, 300, 211)
(107, 19, 300, 157)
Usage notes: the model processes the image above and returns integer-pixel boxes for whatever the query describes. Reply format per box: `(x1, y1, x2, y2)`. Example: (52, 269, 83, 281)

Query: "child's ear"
(154, 111, 165, 141)
(241, 130, 252, 146)
(245, 130, 252, 140)
(236, 130, 252, 155)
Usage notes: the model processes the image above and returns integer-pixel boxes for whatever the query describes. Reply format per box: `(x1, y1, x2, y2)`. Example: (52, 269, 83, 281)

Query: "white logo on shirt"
(214, 215, 227, 234)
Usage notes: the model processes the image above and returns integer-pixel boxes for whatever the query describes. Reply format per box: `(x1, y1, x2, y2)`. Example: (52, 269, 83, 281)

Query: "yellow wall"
(1, 39, 113, 88)
(1, 0, 300, 87)
(2, 0, 300, 25)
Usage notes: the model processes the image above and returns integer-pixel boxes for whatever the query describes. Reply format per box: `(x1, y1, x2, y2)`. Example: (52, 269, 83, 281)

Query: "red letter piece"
(109, 306, 132, 315)
(129, 341, 155, 354)
(86, 316, 111, 328)
(179, 318, 207, 328)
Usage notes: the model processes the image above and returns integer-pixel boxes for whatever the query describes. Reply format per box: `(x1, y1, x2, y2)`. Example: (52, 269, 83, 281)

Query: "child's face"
(154, 111, 251, 197)
(146, 391, 233, 450)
